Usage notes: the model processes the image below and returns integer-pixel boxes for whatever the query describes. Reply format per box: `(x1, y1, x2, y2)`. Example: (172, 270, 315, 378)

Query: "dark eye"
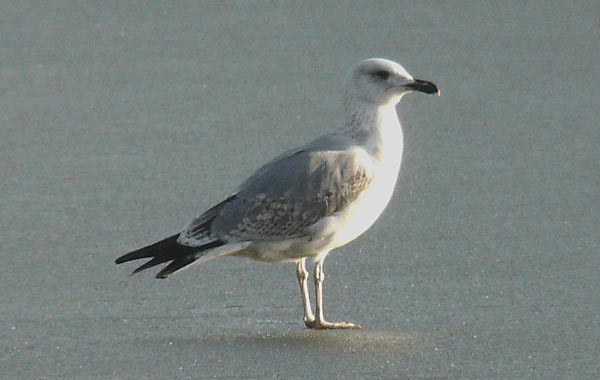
(372, 70, 390, 80)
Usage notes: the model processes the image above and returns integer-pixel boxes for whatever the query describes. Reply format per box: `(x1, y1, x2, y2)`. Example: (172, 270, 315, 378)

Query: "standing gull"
(116, 58, 439, 329)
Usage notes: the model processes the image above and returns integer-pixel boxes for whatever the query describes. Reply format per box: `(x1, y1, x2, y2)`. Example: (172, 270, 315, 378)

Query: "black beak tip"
(408, 79, 440, 96)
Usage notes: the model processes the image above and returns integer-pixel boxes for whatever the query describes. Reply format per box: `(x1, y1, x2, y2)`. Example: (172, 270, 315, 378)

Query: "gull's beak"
(405, 79, 440, 96)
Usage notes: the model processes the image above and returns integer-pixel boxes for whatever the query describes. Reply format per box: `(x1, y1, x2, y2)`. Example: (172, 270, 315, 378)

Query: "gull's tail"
(115, 234, 225, 279)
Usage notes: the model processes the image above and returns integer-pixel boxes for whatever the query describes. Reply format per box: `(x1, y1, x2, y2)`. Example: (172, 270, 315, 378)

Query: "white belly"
(322, 156, 402, 250)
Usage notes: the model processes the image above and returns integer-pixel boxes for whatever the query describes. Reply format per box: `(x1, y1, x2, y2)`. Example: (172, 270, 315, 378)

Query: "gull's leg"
(307, 257, 362, 330)
(296, 259, 315, 326)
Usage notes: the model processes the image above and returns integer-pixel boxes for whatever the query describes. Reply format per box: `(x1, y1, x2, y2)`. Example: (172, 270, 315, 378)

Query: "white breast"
(314, 105, 404, 251)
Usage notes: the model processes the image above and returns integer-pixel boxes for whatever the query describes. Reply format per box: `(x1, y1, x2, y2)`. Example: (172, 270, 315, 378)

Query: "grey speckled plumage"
(187, 142, 373, 243)
(116, 58, 439, 329)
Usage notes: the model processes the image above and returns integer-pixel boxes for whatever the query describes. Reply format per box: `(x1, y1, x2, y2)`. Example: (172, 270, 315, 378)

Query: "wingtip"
(116, 238, 224, 279)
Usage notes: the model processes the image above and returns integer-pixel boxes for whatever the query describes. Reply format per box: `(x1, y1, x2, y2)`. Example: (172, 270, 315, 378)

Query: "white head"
(344, 58, 439, 106)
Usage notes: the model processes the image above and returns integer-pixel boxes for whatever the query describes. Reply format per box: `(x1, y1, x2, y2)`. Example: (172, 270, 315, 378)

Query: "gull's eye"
(372, 70, 390, 80)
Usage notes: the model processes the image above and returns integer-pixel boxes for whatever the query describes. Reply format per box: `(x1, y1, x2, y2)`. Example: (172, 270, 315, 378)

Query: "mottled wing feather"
(210, 148, 373, 241)
(177, 195, 234, 246)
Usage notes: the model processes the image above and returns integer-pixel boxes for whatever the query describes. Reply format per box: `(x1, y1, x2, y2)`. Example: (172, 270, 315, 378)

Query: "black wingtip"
(115, 256, 128, 265)
(117, 237, 225, 277)
(154, 239, 224, 278)
(154, 256, 197, 279)
(115, 234, 182, 265)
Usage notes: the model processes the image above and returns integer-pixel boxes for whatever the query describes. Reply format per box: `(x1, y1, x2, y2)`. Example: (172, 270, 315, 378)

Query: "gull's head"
(344, 58, 439, 106)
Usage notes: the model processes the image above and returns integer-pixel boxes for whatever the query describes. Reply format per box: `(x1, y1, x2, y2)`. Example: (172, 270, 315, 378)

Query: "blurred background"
(1, 1, 598, 379)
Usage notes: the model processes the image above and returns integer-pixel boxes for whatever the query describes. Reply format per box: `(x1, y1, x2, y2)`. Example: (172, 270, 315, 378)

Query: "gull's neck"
(342, 98, 404, 161)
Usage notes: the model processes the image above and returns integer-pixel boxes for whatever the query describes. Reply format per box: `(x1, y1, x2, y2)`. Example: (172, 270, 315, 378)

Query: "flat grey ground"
(1, 1, 599, 379)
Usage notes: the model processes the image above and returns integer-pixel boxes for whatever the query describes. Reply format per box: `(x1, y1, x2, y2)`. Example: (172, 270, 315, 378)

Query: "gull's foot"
(304, 319, 362, 330)
(303, 317, 315, 328)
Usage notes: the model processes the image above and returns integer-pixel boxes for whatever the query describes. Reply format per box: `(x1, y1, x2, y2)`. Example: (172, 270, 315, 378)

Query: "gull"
(115, 58, 439, 329)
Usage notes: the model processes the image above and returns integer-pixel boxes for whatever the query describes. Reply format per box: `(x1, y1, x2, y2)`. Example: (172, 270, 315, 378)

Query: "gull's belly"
(324, 162, 401, 249)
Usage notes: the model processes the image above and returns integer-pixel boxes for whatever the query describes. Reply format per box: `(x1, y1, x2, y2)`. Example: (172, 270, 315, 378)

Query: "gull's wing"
(117, 134, 374, 278)
(178, 141, 374, 245)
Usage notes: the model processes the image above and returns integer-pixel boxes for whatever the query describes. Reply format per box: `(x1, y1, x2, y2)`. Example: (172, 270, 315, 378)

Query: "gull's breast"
(311, 142, 404, 252)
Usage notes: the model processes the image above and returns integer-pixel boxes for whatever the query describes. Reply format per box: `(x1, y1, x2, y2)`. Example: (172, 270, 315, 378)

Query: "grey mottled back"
(182, 132, 373, 243)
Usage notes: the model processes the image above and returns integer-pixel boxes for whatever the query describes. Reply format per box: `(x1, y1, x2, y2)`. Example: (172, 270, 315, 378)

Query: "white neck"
(343, 99, 404, 162)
